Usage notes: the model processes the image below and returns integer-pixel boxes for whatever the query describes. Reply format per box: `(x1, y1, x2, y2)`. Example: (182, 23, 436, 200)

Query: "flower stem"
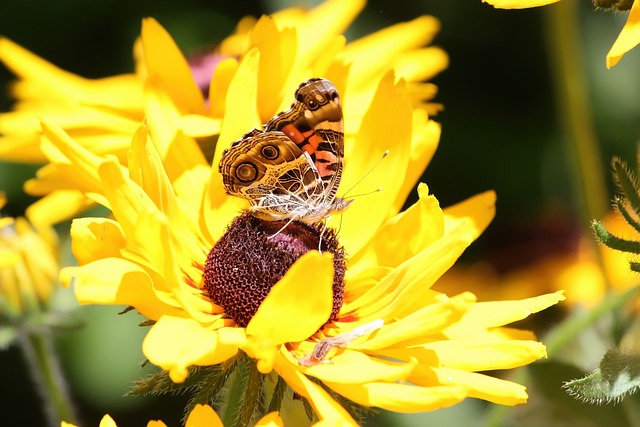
(543, 0, 609, 229)
(17, 326, 77, 427)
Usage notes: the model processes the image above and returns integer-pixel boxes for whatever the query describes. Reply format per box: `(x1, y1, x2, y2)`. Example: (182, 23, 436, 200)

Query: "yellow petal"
(246, 251, 334, 372)
(325, 380, 467, 412)
(394, 47, 449, 83)
(0, 248, 19, 268)
(143, 77, 182, 153)
(61, 258, 180, 320)
(216, 47, 261, 156)
(455, 291, 566, 330)
(343, 265, 392, 304)
(208, 57, 238, 118)
(250, 16, 297, 120)
(0, 37, 89, 99)
(69, 217, 125, 265)
(344, 16, 440, 90)
(96, 160, 157, 242)
(25, 190, 95, 227)
(93, 191, 211, 323)
(345, 214, 484, 321)
(340, 71, 412, 256)
(425, 339, 547, 371)
(185, 404, 223, 427)
(482, 0, 561, 7)
(179, 114, 221, 138)
(141, 18, 205, 114)
(127, 125, 177, 211)
(349, 183, 444, 272)
(354, 292, 475, 350)
(296, 0, 365, 67)
(393, 114, 440, 212)
(255, 412, 283, 427)
(98, 415, 118, 427)
(39, 120, 107, 196)
(289, 348, 414, 384)
(273, 352, 358, 426)
(201, 48, 261, 241)
(143, 316, 239, 383)
(147, 421, 167, 427)
(428, 367, 528, 405)
(607, 0, 640, 68)
(443, 190, 497, 239)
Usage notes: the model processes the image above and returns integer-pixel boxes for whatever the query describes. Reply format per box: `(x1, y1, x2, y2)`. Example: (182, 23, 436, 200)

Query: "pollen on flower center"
(203, 212, 346, 327)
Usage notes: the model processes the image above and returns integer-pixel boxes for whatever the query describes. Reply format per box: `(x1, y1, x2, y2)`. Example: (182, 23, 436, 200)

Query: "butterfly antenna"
(346, 187, 383, 199)
(341, 149, 389, 198)
(267, 215, 299, 240)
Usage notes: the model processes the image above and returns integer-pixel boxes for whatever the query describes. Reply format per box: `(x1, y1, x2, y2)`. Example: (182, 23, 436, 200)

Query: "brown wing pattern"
(218, 78, 351, 223)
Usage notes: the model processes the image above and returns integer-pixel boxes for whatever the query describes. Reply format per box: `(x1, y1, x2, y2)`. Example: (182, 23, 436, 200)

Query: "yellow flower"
(0, 0, 448, 226)
(0, 195, 59, 318)
(45, 62, 562, 423)
(482, 0, 640, 68)
(437, 211, 638, 308)
(61, 404, 283, 427)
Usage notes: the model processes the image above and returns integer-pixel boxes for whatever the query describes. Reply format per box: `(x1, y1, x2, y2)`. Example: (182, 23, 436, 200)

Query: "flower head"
(0, 195, 59, 320)
(47, 64, 562, 423)
(6, 0, 564, 423)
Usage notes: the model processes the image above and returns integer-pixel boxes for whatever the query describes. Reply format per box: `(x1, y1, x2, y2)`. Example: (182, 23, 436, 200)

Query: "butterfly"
(219, 78, 352, 224)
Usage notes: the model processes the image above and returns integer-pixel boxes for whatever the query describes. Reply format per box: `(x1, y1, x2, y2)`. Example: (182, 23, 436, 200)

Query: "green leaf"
(612, 158, 640, 216)
(0, 324, 17, 350)
(267, 375, 287, 413)
(592, 221, 640, 254)
(237, 355, 265, 427)
(127, 365, 223, 397)
(615, 196, 640, 234)
(509, 362, 633, 427)
(564, 348, 640, 404)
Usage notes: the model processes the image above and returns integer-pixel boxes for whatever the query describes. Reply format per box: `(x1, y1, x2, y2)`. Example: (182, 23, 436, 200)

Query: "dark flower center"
(203, 212, 346, 328)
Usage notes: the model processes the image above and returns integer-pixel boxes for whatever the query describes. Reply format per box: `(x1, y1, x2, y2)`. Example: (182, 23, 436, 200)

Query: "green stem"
(545, 285, 640, 358)
(543, 0, 609, 229)
(18, 326, 77, 427)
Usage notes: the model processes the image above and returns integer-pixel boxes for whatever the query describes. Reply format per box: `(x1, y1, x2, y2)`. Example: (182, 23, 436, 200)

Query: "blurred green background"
(1, 0, 639, 426)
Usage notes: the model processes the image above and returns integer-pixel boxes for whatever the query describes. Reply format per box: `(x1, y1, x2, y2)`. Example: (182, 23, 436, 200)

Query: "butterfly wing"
(265, 78, 344, 203)
(219, 78, 350, 223)
(219, 131, 325, 213)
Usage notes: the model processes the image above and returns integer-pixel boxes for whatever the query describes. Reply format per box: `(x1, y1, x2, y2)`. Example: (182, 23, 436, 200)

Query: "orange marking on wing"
(281, 124, 306, 144)
(306, 133, 322, 152)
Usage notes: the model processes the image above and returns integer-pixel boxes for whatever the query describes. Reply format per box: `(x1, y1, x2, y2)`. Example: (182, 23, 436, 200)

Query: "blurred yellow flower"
(436, 211, 638, 309)
(46, 64, 563, 423)
(61, 404, 283, 427)
(0, 0, 448, 226)
(482, 0, 640, 68)
(0, 195, 59, 319)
